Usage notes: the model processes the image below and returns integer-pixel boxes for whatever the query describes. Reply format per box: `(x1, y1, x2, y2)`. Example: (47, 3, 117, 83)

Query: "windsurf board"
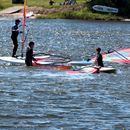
(81, 66, 116, 73)
(92, 5, 118, 13)
(0, 55, 50, 65)
(68, 60, 93, 66)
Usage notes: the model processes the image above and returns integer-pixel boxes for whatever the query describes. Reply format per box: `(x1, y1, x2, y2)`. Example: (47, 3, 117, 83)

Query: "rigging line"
(23, 28, 30, 43)
(108, 49, 129, 61)
(113, 49, 129, 60)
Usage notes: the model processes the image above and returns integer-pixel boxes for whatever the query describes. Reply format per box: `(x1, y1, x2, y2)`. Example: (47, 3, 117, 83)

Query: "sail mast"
(21, 0, 27, 57)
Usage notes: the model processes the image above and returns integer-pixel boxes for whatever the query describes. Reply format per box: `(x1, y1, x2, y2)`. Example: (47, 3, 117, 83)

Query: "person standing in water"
(94, 47, 104, 67)
(11, 19, 21, 57)
(25, 41, 36, 66)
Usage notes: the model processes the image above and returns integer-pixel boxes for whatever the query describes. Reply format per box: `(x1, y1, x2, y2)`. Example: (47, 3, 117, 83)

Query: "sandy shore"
(0, 5, 84, 19)
(0, 6, 41, 19)
(0, 6, 129, 21)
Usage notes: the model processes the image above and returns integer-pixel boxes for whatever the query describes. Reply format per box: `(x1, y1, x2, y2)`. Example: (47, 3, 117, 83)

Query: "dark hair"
(96, 47, 101, 52)
(15, 19, 21, 24)
(29, 41, 34, 47)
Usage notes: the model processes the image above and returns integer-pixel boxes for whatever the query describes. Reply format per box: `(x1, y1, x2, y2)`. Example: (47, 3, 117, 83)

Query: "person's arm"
(31, 49, 37, 61)
(93, 54, 98, 66)
(32, 57, 37, 61)
(12, 25, 19, 32)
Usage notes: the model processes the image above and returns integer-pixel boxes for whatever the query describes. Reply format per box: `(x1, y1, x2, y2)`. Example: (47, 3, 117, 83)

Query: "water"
(0, 18, 130, 130)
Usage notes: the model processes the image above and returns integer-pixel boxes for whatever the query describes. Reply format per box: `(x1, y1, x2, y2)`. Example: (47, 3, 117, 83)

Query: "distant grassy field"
(27, 0, 86, 6)
(0, 0, 122, 21)
(0, 0, 86, 9)
(0, 0, 12, 10)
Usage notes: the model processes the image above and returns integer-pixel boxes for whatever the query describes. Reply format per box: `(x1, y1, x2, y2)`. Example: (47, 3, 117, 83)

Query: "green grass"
(0, 0, 87, 9)
(26, 0, 87, 8)
(27, 0, 86, 6)
(37, 9, 122, 21)
(0, 0, 123, 21)
(0, 0, 12, 10)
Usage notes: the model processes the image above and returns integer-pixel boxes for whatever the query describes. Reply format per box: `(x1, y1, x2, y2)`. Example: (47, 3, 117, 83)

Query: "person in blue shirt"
(25, 41, 36, 66)
(94, 47, 104, 67)
(11, 19, 21, 57)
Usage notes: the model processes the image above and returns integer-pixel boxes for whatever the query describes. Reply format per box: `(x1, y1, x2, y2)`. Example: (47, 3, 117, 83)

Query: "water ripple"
(0, 19, 129, 129)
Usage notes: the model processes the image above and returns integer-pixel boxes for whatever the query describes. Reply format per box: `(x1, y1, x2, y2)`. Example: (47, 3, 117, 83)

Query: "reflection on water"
(0, 19, 130, 129)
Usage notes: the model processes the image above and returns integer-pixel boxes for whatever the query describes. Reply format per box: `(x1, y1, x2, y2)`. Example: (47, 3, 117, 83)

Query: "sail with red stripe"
(102, 48, 130, 64)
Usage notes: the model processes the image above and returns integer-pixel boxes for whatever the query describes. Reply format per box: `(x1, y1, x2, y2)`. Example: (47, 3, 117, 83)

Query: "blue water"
(0, 18, 130, 130)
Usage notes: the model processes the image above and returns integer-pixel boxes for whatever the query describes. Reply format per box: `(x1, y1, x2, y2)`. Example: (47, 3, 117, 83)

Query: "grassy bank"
(0, 0, 12, 10)
(36, 6, 122, 21)
(27, 0, 86, 7)
(0, 0, 86, 8)
(0, 0, 122, 21)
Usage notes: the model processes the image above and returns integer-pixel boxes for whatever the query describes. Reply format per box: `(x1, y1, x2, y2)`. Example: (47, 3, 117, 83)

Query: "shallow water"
(0, 18, 130, 130)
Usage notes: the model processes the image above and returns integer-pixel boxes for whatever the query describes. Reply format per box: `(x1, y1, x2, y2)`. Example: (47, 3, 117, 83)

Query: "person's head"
(29, 41, 34, 48)
(96, 47, 101, 53)
(15, 19, 21, 25)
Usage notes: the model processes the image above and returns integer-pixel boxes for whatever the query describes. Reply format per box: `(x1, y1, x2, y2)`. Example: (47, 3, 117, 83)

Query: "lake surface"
(0, 18, 130, 130)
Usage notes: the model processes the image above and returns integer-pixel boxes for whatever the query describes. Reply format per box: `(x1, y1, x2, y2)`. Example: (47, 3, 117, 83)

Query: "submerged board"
(68, 60, 93, 66)
(34, 58, 72, 70)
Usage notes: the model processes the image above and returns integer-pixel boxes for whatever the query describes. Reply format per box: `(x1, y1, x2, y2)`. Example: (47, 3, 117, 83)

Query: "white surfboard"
(81, 66, 116, 73)
(92, 5, 118, 13)
(0, 56, 25, 64)
(0, 55, 50, 65)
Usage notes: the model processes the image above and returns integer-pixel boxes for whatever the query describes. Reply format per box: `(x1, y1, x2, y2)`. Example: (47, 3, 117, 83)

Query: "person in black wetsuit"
(25, 41, 36, 66)
(49, 0, 55, 5)
(11, 19, 21, 57)
(94, 47, 104, 67)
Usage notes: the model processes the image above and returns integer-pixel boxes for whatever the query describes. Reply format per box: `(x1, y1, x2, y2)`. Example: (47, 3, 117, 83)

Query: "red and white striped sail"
(21, 0, 27, 57)
(102, 48, 130, 64)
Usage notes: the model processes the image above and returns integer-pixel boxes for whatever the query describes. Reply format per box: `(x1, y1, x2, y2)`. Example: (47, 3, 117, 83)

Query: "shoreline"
(0, 6, 129, 22)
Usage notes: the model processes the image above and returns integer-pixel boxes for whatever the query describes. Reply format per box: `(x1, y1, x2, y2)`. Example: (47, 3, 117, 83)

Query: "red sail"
(21, 0, 26, 56)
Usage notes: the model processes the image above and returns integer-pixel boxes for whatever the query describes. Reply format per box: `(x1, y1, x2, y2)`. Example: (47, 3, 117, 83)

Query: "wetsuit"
(96, 53, 104, 67)
(25, 47, 36, 66)
(49, 0, 54, 5)
(11, 24, 19, 57)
